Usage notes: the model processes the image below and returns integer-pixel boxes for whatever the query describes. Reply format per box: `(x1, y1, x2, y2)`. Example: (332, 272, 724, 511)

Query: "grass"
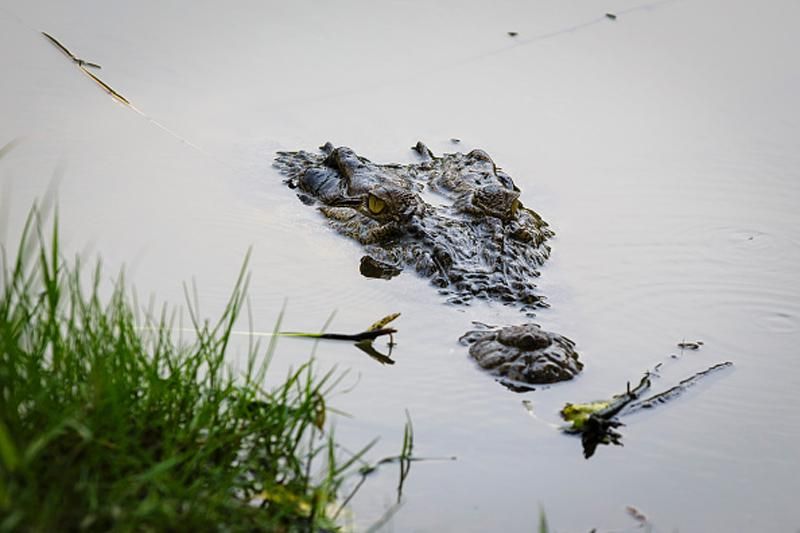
(0, 208, 381, 531)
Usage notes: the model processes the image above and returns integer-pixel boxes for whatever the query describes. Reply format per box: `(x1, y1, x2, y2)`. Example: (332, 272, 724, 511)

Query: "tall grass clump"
(0, 209, 371, 531)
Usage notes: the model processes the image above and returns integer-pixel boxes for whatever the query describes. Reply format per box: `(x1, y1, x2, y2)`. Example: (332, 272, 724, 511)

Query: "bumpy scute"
(460, 323, 582, 389)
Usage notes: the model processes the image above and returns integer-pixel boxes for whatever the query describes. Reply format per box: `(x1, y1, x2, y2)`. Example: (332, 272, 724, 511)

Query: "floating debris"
(627, 362, 733, 411)
(626, 505, 649, 526)
(366, 312, 402, 332)
(79, 67, 131, 105)
(677, 340, 704, 350)
(605, 13, 618, 20)
(279, 327, 395, 342)
(42, 31, 130, 105)
(450, 138, 461, 144)
(280, 312, 400, 343)
(561, 374, 651, 437)
(561, 361, 733, 458)
(507, 31, 519, 37)
(42, 31, 102, 69)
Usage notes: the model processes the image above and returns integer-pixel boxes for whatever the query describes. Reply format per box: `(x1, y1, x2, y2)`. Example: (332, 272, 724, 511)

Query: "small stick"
(42, 32, 102, 69)
(42, 31, 131, 105)
(79, 65, 131, 104)
(626, 361, 733, 412)
(279, 327, 397, 342)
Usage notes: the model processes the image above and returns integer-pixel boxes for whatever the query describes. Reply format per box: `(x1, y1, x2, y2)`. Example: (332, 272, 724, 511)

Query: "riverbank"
(0, 208, 383, 531)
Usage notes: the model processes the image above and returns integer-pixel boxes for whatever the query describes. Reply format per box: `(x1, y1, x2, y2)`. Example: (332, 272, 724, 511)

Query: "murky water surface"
(2, 0, 799, 530)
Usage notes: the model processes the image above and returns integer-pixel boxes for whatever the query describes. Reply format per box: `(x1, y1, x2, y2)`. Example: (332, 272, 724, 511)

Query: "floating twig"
(626, 505, 649, 526)
(366, 312, 401, 332)
(78, 65, 131, 104)
(141, 313, 400, 365)
(626, 361, 733, 412)
(280, 312, 400, 343)
(279, 327, 396, 342)
(42, 31, 102, 69)
(561, 362, 733, 458)
(561, 374, 651, 434)
(677, 340, 704, 350)
(42, 31, 131, 105)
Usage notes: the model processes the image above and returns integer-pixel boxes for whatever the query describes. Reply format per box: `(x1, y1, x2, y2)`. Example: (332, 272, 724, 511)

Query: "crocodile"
(274, 142, 582, 389)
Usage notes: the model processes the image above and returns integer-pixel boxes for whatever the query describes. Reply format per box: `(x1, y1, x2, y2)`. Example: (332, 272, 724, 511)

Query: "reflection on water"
(354, 339, 396, 365)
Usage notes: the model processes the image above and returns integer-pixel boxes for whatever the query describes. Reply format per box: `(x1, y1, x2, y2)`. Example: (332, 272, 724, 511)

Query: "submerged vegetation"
(0, 209, 393, 531)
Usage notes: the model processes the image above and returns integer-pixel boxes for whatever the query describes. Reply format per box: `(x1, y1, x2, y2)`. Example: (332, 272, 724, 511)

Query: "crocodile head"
(274, 142, 554, 309)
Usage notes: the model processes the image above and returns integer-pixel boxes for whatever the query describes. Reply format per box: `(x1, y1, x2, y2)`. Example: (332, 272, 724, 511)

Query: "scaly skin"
(274, 142, 581, 388)
(275, 142, 552, 306)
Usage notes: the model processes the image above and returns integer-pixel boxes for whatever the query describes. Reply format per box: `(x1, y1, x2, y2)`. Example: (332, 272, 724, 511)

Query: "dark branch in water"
(677, 340, 704, 350)
(79, 67, 130, 104)
(562, 362, 734, 458)
(574, 374, 652, 459)
(315, 327, 397, 342)
(280, 312, 399, 341)
(279, 326, 397, 342)
(281, 313, 400, 364)
(592, 374, 652, 420)
(626, 361, 733, 412)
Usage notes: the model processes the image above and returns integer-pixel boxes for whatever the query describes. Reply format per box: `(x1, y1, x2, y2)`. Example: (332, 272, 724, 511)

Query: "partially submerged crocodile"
(274, 142, 582, 389)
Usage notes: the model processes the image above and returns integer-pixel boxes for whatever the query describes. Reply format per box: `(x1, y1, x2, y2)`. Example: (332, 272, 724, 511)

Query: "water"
(1, 0, 799, 530)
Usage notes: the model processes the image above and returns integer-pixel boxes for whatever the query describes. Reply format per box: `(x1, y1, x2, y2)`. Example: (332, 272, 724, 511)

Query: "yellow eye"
(511, 198, 521, 215)
(368, 194, 386, 215)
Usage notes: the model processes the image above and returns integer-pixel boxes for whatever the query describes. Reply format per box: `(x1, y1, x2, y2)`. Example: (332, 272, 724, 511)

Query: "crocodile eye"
(511, 198, 521, 216)
(368, 194, 386, 215)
